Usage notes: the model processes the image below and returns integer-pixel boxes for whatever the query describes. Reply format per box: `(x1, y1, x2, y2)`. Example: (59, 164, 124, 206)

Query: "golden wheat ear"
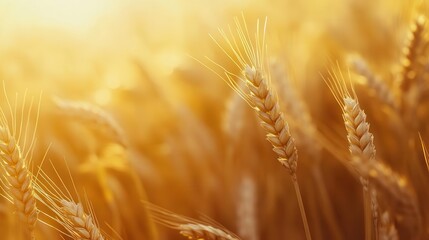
(324, 65, 381, 240)
(206, 16, 299, 176)
(33, 161, 106, 240)
(399, 14, 428, 94)
(324, 65, 376, 164)
(206, 15, 311, 240)
(378, 211, 399, 240)
(347, 55, 398, 110)
(52, 97, 128, 148)
(0, 89, 40, 240)
(145, 202, 241, 240)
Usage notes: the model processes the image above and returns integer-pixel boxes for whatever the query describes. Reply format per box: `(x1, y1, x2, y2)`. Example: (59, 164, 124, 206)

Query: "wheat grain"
(271, 61, 342, 240)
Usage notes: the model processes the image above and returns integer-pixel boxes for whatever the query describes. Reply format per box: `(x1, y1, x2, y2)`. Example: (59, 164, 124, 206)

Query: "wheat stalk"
(271, 61, 342, 240)
(208, 17, 298, 174)
(236, 175, 258, 240)
(419, 133, 429, 172)
(324, 66, 379, 240)
(207, 16, 311, 240)
(361, 160, 419, 218)
(350, 157, 421, 237)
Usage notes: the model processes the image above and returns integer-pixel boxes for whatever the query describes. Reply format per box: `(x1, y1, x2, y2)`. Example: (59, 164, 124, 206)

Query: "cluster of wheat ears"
(1, 6, 429, 240)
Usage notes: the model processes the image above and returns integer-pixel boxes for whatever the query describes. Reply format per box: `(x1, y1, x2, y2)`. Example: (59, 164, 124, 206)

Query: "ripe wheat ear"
(0, 90, 40, 240)
(205, 16, 311, 240)
(324, 66, 379, 240)
(146, 202, 241, 240)
(33, 162, 106, 240)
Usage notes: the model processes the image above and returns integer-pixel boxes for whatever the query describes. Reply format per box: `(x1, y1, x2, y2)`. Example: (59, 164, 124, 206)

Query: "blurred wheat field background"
(1, 0, 429, 239)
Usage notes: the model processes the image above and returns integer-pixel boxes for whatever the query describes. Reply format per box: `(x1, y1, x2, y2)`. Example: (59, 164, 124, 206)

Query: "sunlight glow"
(5, 0, 114, 33)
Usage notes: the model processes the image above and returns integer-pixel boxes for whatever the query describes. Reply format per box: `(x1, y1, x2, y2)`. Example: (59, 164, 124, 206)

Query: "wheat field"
(0, 0, 429, 239)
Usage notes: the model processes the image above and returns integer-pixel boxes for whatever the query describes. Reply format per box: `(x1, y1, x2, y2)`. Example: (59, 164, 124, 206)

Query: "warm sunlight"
(0, 0, 427, 240)
(3, 0, 114, 33)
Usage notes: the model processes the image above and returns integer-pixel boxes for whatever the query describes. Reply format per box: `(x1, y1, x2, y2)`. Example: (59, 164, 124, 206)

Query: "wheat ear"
(207, 16, 311, 240)
(348, 55, 397, 109)
(237, 175, 258, 240)
(33, 160, 106, 240)
(146, 203, 241, 240)
(58, 199, 105, 240)
(0, 90, 40, 240)
(53, 98, 127, 147)
(327, 68, 420, 238)
(378, 211, 399, 240)
(0, 125, 38, 239)
(325, 66, 378, 240)
(399, 15, 427, 93)
(243, 66, 299, 174)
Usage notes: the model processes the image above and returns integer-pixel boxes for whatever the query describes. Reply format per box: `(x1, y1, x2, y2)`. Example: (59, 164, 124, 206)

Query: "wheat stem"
(312, 166, 343, 240)
(293, 178, 311, 240)
(363, 187, 372, 240)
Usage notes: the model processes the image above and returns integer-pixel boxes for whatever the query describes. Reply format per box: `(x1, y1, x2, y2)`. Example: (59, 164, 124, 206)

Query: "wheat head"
(209, 17, 298, 177)
(348, 55, 397, 109)
(146, 203, 241, 240)
(400, 15, 427, 93)
(0, 125, 37, 239)
(378, 211, 399, 240)
(207, 16, 312, 240)
(179, 223, 240, 240)
(53, 98, 127, 147)
(59, 199, 105, 240)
